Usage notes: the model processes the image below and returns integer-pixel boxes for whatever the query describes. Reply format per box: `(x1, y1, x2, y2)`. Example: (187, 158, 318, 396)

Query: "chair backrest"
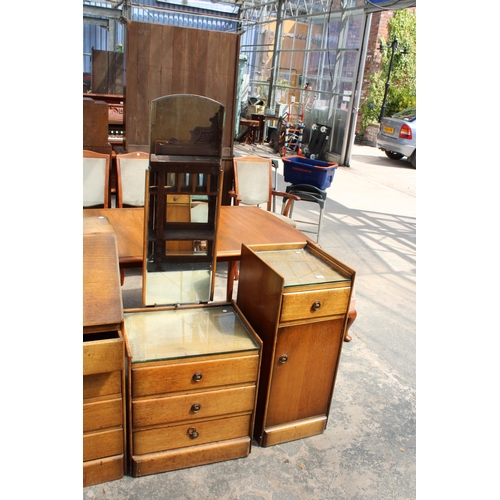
(83, 150, 110, 208)
(116, 151, 149, 207)
(233, 156, 273, 211)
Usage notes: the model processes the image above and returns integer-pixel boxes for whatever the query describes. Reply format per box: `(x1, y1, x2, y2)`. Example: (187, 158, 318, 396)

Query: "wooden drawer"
(83, 397, 123, 432)
(83, 335, 124, 376)
(84, 371, 122, 400)
(132, 354, 259, 397)
(133, 385, 256, 428)
(83, 428, 124, 462)
(280, 287, 350, 324)
(133, 414, 252, 455)
(83, 454, 124, 487)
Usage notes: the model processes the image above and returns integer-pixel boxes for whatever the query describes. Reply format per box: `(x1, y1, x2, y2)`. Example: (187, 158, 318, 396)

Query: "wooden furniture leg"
(344, 303, 357, 343)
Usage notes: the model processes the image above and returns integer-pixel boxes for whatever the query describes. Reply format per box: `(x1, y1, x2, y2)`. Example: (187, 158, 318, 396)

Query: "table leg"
(226, 261, 238, 301)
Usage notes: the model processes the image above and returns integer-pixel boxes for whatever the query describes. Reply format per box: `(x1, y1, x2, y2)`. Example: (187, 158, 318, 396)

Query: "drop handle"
(188, 427, 199, 439)
(312, 300, 321, 311)
(279, 354, 288, 364)
(192, 372, 203, 382)
(191, 403, 201, 413)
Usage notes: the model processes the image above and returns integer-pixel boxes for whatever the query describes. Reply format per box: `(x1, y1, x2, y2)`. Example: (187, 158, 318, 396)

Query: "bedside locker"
(83, 217, 126, 486)
(236, 241, 355, 447)
(123, 303, 262, 477)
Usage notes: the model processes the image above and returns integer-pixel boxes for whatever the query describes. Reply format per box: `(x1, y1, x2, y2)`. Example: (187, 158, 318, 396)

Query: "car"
(376, 107, 416, 167)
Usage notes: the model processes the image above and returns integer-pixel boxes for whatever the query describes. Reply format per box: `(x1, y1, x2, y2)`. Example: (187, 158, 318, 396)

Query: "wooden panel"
(266, 318, 344, 427)
(262, 416, 327, 447)
(83, 371, 122, 400)
(125, 21, 240, 203)
(280, 287, 351, 323)
(132, 354, 259, 397)
(132, 386, 256, 428)
(83, 454, 124, 487)
(133, 414, 252, 455)
(91, 49, 110, 94)
(83, 217, 123, 332)
(83, 398, 123, 432)
(83, 428, 124, 462)
(83, 337, 124, 376)
(83, 98, 109, 148)
(131, 437, 250, 477)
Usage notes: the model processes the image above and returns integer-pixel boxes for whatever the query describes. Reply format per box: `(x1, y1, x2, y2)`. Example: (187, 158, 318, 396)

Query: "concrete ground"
(83, 143, 416, 500)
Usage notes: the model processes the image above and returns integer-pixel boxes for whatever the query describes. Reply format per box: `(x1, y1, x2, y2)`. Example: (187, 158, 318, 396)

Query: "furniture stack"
(82, 94, 356, 487)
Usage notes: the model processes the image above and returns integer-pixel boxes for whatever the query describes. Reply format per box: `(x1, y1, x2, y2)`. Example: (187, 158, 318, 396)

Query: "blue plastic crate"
(283, 156, 338, 190)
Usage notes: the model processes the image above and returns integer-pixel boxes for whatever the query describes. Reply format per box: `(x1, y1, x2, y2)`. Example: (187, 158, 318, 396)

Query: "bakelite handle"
(188, 427, 199, 439)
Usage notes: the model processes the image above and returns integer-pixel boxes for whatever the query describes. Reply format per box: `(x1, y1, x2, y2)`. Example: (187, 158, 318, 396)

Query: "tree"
(360, 8, 416, 132)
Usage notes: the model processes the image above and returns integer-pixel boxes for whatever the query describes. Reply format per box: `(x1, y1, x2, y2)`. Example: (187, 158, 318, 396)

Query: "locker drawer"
(132, 385, 256, 428)
(280, 287, 350, 323)
(133, 414, 252, 455)
(132, 354, 259, 397)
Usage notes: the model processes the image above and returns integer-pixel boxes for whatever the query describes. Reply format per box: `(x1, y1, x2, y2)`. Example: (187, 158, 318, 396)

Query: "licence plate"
(383, 126, 395, 134)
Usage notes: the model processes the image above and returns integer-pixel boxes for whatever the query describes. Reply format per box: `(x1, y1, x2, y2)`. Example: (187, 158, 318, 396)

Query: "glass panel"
(144, 268, 212, 305)
(255, 248, 350, 287)
(124, 306, 259, 363)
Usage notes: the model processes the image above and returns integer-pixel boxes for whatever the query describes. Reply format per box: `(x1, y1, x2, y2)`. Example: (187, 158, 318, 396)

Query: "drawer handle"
(279, 354, 288, 364)
(188, 427, 199, 439)
(191, 403, 201, 413)
(192, 372, 203, 382)
(312, 300, 322, 311)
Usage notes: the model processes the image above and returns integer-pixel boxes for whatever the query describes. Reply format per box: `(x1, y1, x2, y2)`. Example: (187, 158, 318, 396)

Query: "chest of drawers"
(123, 303, 262, 477)
(83, 217, 126, 486)
(236, 241, 355, 446)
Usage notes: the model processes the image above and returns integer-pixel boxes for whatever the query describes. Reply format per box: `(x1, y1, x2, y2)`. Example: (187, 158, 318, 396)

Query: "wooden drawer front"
(280, 287, 350, 323)
(132, 354, 259, 397)
(83, 398, 123, 432)
(166, 194, 190, 205)
(133, 414, 252, 455)
(84, 371, 122, 400)
(83, 338, 123, 376)
(133, 385, 256, 428)
(83, 454, 124, 487)
(83, 428, 124, 462)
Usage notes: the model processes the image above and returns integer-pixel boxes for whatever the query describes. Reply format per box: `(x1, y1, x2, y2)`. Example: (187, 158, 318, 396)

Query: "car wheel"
(385, 151, 405, 160)
(408, 150, 416, 168)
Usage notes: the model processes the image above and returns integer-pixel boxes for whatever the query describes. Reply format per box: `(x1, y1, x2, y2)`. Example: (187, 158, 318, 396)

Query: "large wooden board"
(125, 21, 240, 204)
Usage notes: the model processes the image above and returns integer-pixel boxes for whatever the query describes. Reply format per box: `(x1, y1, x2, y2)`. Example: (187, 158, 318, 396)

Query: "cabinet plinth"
(236, 242, 355, 446)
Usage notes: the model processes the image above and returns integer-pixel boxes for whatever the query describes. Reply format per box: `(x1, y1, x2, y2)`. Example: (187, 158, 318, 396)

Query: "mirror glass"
(142, 95, 224, 306)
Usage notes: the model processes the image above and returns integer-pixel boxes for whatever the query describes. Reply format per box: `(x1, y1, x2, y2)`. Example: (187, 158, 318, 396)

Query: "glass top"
(124, 305, 258, 363)
(255, 248, 349, 287)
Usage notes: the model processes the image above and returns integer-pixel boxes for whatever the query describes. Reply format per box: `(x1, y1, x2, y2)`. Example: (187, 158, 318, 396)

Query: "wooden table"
(83, 205, 309, 300)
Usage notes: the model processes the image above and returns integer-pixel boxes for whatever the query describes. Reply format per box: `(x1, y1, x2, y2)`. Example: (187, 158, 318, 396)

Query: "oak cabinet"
(236, 242, 355, 446)
(123, 304, 261, 477)
(83, 217, 126, 486)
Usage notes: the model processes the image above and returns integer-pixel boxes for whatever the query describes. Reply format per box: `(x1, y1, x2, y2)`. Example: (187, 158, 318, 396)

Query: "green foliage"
(360, 8, 416, 132)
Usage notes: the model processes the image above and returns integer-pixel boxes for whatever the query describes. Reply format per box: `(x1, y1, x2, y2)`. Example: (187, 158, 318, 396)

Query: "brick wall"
(356, 10, 393, 137)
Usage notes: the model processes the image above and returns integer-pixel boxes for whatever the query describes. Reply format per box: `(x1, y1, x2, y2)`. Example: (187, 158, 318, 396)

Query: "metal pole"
(378, 38, 398, 122)
(266, 0, 284, 110)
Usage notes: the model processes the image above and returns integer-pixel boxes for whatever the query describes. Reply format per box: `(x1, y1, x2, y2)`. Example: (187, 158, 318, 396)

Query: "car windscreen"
(392, 108, 416, 121)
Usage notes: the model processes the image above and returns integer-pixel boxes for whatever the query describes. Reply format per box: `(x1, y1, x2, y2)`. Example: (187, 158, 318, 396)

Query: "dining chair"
(83, 150, 110, 208)
(229, 155, 299, 226)
(115, 151, 149, 208)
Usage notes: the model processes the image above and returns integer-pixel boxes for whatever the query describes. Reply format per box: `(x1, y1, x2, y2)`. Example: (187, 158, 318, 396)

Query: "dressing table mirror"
(142, 94, 225, 306)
